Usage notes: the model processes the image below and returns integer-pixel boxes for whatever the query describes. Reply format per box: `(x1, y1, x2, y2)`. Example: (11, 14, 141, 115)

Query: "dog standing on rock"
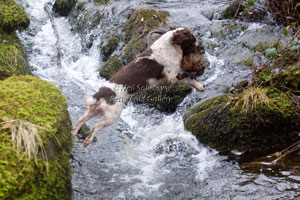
(72, 27, 205, 147)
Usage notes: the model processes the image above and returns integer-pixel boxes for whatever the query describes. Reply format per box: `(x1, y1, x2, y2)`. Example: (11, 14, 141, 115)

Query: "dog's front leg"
(179, 78, 205, 92)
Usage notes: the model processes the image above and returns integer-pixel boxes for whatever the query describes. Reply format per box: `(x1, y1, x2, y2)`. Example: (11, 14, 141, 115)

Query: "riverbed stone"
(0, 75, 72, 199)
(53, 0, 77, 16)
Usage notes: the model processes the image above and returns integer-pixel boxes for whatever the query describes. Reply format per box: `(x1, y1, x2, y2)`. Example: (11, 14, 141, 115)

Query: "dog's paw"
(169, 78, 177, 84)
(83, 135, 92, 147)
(197, 86, 205, 92)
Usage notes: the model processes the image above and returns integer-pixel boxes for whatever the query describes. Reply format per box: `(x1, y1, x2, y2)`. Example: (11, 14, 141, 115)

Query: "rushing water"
(16, 0, 300, 199)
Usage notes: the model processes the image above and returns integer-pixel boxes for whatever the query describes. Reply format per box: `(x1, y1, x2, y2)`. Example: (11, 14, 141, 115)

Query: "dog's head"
(171, 27, 196, 55)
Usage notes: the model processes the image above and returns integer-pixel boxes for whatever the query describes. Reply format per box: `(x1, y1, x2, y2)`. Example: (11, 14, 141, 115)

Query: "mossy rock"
(255, 51, 300, 89)
(222, 1, 245, 19)
(77, 124, 97, 142)
(0, 75, 72, 199)
(99, 56, 123, 80)
(100, 36, 120, 62)
(0, 0, 30, 33)
(0, 32, 31, 80)
(222, 1, 266, 22)
(133, 83, 192, 113)
(123, 8, 169, 64)
(184, 88, 300, 159)
(124, 38, 147, 64)
(53, 0, 77, 16)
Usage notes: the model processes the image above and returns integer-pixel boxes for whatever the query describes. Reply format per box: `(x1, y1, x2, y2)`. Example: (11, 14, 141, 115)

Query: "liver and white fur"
(72, 27, 205, 147)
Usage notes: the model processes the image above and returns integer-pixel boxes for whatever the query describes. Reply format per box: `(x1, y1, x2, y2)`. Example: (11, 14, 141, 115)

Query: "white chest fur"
(149, 30, 183, 80)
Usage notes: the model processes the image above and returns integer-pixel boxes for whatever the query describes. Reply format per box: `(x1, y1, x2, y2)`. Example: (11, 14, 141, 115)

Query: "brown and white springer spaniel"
(72, 27, 205, 147)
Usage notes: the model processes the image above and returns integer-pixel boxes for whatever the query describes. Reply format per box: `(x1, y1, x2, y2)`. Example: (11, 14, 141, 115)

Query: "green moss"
(238, 57, 255, 68)
(0, 32, 31, 80)
(99, 56, 123, 80)
(123, 8, 169, 43)
(101, 36, 120, 61)
(0, 75, 72, 200)
(53, 0, 77, 16)
(124, 38, 146, 64)
(93, 0, 109, 5)
(77, 124, 96, 142)
(254, 41, 281, 54)
(122, 8, 169, 63)
(0, 0, 30, 33)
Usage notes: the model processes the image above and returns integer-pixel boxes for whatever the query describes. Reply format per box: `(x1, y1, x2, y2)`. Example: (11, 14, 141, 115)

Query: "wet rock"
(155, 138, 198, 156)
(221, 0, 267, 22)
(0, 0, 30, 33)
(0, 32, 31, 80)
(184, 55, 300, 159)
(100, 36, 120, 61)
(123, 8, 169, 64)
(99, 55, 123, 80)
(0, 75, 72, 199)
(93, 0, 109, 5)
(53, 0, 77, 16)
(183, 89, 300, 159)
(77, 124, 97, 142)
(132, 83, 192, 113)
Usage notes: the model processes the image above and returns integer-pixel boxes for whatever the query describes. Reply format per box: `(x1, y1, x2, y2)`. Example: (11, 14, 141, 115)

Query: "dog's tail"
(85, 95, 97, 107)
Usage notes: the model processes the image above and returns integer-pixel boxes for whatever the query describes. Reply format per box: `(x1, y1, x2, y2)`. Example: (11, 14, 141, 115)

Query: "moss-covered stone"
(100, 36, 120, 62)
(0, 0, 30, 33)
(222, 1, 245, 19)
(124, 38, 147, 64)
(133, 83, 192, 113)
(184, 87, 300, 159)
(0, 32, 31, 80)
(53, 0, 77, 16)
(99, 56, 123, 80)
(0, 75, 72, 200)
(77, 124, 96, 142)
(254, 41, 281, 54)
(123, 8, 169, 63)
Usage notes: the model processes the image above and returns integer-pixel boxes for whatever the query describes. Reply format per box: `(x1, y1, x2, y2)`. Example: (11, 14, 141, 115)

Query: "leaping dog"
(72, 27, 205, 147)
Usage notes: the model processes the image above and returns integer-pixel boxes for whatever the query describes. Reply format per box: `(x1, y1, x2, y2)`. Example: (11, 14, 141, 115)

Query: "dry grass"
(0, 117, 47, 161)
(267, 0, 300, 28)
(234, 88, 271, 113)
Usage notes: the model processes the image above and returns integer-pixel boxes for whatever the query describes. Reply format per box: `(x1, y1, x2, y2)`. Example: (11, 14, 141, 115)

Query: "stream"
(16, 0, 300, 199)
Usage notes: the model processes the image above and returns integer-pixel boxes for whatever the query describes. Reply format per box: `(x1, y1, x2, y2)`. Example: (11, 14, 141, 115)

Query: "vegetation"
(100, 36, 120, 61)
(0, 31, 31, 80)
(123, 8, 169, 63)
(0, 0, 30, 33)
(267, 0, 300, 28)
(99, 56, 123, 80)
(0, 76, 72, 199)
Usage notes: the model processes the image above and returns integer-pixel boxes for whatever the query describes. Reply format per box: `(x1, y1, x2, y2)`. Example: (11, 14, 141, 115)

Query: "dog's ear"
(172, 28, 196, 45)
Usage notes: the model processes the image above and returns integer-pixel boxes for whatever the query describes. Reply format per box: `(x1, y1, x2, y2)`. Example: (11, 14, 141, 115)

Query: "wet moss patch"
(123, 8, 169, 64)
(0, 32, 31, 80)
(0, 76, 72, 200)
(99, 56, 123, 80)
(53, 0, 77, 16)
(100, 36, 120, 62)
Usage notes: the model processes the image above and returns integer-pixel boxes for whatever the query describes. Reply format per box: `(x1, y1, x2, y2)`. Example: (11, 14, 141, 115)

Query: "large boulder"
(184, 57, 300, 159)
(0, 0, 30, 33)
(0, 32, 31, 80)
(0, 76, 72, 200)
